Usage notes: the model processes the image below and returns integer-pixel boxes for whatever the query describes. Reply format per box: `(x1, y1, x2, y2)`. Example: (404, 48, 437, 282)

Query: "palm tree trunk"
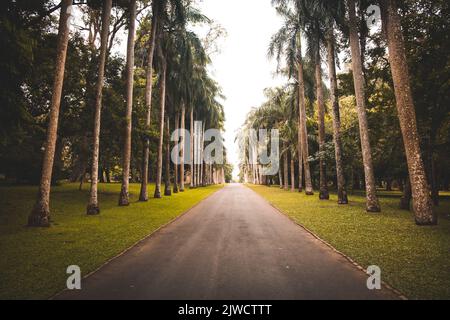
(164, 115, 172, 196)
(400, 178, 412, 211)
(179, 103, 186, 191)
(290, 156, 295, 192)
(348, 0, 381, 212)
(381, 0, 436, 225)
(283, 150, 289, 191)
(173, 112, 179, 193)
(200, 122, 205, 186)
(279, 164, 283, 189)
(298, 142, 303, 192)
(28, 0, 72, 227)
(315, 46, 329, 200)
(154, 55, 167, 199)
(139, 5, 158, 202)
(119, 0, 137, 206)
(190, 108, 195, 188)
(327, 30, 348, 205)
(86, 0, 113, 215)
(297, 40, 314, 195)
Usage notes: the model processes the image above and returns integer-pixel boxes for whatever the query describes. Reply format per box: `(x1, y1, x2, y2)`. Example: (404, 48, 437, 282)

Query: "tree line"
(0, 0, 230, 227)
(239, 0, 449, 226)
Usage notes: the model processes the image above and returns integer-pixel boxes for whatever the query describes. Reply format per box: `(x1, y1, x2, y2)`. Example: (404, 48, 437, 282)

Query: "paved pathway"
(57, 184, 398, 300)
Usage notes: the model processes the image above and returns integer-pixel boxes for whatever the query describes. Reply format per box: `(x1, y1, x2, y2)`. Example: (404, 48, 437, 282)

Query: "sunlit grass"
(0, 183, 223, 300)
(249, 185, 450, 300)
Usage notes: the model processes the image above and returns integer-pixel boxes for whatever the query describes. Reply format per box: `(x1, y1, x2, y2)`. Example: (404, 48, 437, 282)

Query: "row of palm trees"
(241, 0, 436, 226)
(28, 0, 225, 227)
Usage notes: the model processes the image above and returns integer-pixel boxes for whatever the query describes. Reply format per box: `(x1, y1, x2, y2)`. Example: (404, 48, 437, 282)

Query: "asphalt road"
(56, 184, 398, 300)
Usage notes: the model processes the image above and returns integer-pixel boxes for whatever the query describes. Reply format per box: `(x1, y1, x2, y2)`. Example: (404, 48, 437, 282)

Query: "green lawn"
(0, 183, 223, 300)
(248, 185, 450, 300)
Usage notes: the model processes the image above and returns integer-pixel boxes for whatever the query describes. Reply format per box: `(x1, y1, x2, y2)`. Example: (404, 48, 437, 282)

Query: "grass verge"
(0, 183, 223, 300)
(248, 185, 450, 300)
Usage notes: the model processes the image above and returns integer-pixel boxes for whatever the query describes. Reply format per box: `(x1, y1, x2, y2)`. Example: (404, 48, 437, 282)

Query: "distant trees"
(0, 1, 228, 227)
(240, 0, 448, 226)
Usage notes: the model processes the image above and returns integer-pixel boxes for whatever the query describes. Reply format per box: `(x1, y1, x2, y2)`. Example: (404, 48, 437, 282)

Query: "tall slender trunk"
(327, 30, 348, 205)
(298, 142, 303, 192)
(190, 108, 195, 188)
(279, 163, 283, 189)
(297, 38, 314, 195)
(381, 0, 436, 225)
(179, 103, 186, 191)
(28, 0, 72, 227)
(290, 155, 295, 192)
(200, 122, 205, 186)
(119, 0, 137, 206)
(139, 6, 158, 202)
(315, 44, 329, 200)
(164, 115, 172, 196)
(154, 54, 167, 199)
(283, 150, 289, 191)
(173, 112, 179, 193)
(86, 0, 113, 215)
(348, 0, 381, 212)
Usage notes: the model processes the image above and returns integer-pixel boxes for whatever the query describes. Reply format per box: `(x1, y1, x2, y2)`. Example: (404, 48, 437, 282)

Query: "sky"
(193, 0, 286, 180)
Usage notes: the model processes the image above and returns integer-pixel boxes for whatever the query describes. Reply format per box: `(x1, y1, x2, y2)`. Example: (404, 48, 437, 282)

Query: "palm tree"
(311, 31, 329, 200)
(173, 111, 180, 193)
(119, 0, 137, 207)
(28, 0, 73, 227)
(139, 0, 160, 202)
(87, 0, 113, 215)
(347, 0, 380, 212)
(164, 114, 172, 196)
(327, 29, 348, 204)
(154, 40, 167, 199)
(269, 3, 314, 195)
(380, 0, 436, 225)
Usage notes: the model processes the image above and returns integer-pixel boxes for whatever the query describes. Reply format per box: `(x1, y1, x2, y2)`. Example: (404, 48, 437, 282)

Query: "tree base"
(305, 190, 314, 196)
(415, 218, 438, 226)
(28, 209, 50, 228)
(164, 188, 172, 196)
(87, 204, 100, 216)
(366, 206, 381, 213)
(154, 189, 162, 199)
(319, 190, 330, 200)
(338, 191, 349, 205)
(118, 192, 130, 207)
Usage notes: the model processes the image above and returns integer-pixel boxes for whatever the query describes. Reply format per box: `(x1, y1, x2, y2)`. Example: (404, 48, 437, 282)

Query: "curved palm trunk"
(315, 47, 330, 200)
(173, 112, 179, 193)
(164, 115, 172, 196)
(28, 0, 72, 227)
(297, 41, 314, 195)
(381, 0, 436, 225)
(348, 0, 381, 212)
(154, 57, 167, 199)
(327, 31, 348, 205)
(119, 0, 137, 206)
(139, 8, 158, 202)
(87, 0, 113, 215)
(179, 104, 186, 191)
